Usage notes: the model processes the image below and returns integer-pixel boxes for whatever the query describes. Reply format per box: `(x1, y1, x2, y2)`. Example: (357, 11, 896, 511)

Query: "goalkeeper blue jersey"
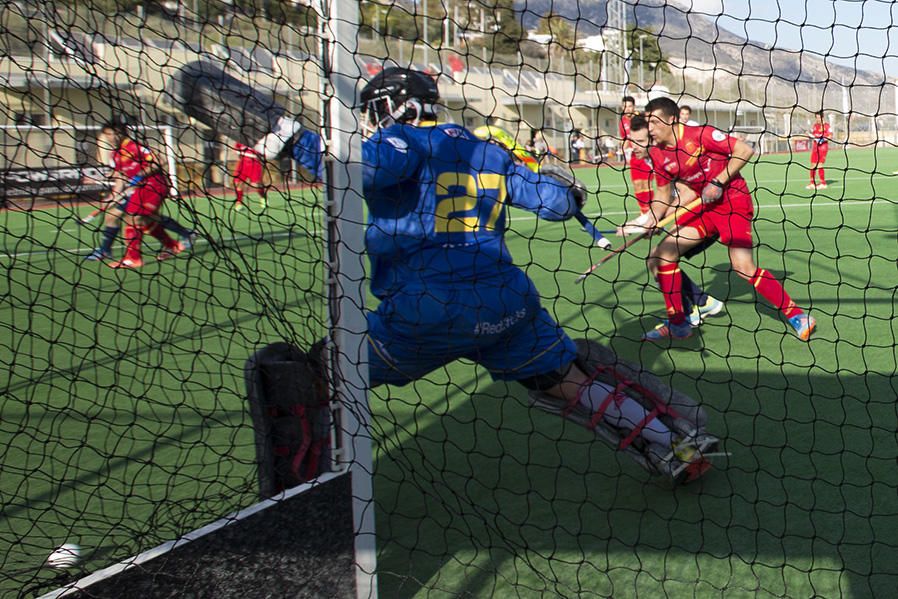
(292, 122, 580, 385)
(294, 123, 579, 298)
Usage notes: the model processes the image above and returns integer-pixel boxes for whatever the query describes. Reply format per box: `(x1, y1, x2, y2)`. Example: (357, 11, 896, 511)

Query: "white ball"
(47, 543, 81, 569)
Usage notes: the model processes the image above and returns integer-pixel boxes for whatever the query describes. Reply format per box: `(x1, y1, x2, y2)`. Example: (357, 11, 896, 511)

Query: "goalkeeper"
(174, 63, 719, 484)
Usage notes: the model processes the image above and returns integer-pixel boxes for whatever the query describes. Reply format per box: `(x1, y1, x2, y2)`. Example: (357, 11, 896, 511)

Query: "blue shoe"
(180, 232, 197, 251)
(84, 248, 111, 261)
(788, 313, 816, 341)
(688, 296, 725, 327)
(642, 320, 693, 342)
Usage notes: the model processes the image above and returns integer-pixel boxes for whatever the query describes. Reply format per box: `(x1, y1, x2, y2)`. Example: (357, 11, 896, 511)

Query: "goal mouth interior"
(2, 2, 894, 599)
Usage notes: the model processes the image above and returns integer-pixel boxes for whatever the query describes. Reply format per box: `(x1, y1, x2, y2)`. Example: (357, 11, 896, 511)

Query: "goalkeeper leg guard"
(171, 61, 301, 160)
(245, 341, 331, 499)
(529, 339, 721, 485)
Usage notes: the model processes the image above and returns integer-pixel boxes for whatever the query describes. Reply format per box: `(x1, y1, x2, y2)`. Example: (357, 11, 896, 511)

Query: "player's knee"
(646, 255, 661, 276)
(730, 257, 756, 280)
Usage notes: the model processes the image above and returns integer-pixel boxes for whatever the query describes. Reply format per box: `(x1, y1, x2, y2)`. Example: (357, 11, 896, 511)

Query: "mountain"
(517, 0, 888, 114)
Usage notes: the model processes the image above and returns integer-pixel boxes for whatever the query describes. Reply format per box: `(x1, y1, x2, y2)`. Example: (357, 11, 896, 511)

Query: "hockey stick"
(574, 211, 612, 248)
(472, 125, 611, 248)
(575, 196, 704, 284)
(77, 187, 127, 226)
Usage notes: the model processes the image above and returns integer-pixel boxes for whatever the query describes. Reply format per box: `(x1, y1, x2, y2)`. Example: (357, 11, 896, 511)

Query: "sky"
(683, 0, 898, 77)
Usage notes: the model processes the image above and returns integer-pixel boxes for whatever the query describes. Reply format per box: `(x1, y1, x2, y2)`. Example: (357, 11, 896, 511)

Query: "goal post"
(320, 1, 378, 597)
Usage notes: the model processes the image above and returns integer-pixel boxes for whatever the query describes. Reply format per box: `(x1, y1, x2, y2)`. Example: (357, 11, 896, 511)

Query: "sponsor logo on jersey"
(711, 129, 727, 142)
(473, 308, 527, 335)
(443, 127, 468, 139)
(383, 136, 409, 152)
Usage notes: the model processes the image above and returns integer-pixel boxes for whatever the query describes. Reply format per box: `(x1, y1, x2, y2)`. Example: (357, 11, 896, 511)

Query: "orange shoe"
(157, 243, 185, 261)
(108, 257, 144, 269)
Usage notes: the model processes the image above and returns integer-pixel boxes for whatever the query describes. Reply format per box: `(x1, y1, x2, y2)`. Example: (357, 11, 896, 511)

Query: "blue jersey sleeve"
(291, 129, 325, 181)
(290, 127, 422, 191)
(505, 163, 579, 221)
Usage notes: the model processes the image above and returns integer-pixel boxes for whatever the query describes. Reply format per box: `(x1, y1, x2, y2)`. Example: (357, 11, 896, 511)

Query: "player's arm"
(711, 138, 754, 186)
(647, 180, 675, 227)
(506, 163, 580, 221)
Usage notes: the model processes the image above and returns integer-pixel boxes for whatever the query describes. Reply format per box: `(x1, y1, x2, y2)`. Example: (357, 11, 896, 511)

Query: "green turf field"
(1, 146, 896, 598)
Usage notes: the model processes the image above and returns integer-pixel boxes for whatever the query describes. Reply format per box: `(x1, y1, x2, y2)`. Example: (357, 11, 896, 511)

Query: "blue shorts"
(366, 274, 577, 387)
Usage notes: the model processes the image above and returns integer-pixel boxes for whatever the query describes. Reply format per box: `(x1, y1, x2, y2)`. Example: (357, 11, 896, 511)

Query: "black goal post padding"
(244, 342, 333, 500)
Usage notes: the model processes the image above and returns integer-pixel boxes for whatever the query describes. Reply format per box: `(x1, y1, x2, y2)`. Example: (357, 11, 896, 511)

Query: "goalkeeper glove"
(540, 164, 588, 210)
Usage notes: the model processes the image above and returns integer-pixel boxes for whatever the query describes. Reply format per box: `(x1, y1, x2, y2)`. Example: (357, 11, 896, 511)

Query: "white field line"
(1, 196, 892, 262)
(0, 229, 305, 261)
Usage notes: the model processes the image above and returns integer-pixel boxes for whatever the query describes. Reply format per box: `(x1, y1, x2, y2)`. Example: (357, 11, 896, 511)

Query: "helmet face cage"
(359, 68, 440, 136)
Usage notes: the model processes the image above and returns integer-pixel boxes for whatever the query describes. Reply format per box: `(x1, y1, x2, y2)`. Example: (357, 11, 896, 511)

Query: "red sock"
(146, 222, 178, 249)
(656, 263, 687, 325)
(749, 268, 802, 318)
(818, 168, 825, 183)
(235, 186, 244, 204)
(123, 225, 143, 262)
(810, 170, 817, 184)
(635, 191, 653, 214)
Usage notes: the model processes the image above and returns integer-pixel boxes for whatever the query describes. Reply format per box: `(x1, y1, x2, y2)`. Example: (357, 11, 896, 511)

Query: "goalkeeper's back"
(360, 121, 577, 298)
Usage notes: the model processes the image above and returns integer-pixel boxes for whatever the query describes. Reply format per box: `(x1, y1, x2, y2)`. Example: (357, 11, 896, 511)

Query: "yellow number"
(435, 173, 479, 233)
(479, 173, 506, 231)
(434, 172, 506, 234)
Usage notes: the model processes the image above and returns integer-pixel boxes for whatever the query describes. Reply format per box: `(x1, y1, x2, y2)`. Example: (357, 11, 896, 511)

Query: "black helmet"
(359, 67, 440, 133)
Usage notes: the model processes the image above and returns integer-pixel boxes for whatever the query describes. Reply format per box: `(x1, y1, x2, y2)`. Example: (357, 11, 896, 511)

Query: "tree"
(627, 26, 668, 83)
(489, 0, 523, 56)
(536, 11, 575, 55)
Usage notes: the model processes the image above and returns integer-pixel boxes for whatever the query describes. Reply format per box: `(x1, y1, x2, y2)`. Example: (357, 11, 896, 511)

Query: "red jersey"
(234, 142, 258, 157)
(619, 114, 633, 149)
(812, 122, 831, 146)
(112, 137, 158, 180)
(648, 124, 742, 195)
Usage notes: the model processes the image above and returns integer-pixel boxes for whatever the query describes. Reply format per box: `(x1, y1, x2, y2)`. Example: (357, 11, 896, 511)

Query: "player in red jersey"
(807, 110, 831, 189)
(619, 96, 654, 213)
(618, 114, 725, 331)
(84, 122, 194, 268)
(640, 97, 815, 342)
(232, 142, 268, 211)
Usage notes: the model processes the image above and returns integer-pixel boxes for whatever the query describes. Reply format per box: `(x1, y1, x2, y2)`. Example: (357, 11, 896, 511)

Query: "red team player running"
(640, 97, 816, 342)
(807, 110, 831, 190)
(232, 142, 268, 211)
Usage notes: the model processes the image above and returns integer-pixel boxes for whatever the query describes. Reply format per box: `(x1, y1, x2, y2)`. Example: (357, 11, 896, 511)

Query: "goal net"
(1, 1, 896, 598)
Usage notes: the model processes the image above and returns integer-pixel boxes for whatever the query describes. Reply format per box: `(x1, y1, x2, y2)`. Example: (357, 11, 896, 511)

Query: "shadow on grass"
(372, 367, 898, 599)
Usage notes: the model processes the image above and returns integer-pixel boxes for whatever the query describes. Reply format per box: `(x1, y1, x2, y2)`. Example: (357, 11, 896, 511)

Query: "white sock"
(580, 380, 674, 447)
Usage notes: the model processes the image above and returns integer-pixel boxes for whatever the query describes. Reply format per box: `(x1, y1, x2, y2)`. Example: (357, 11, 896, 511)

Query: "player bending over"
(174, 63, 722, 485)
(85, 121, 195, 268)
(640, 97, 816, 341)
(232, 142, 268, 211)
(618, 114, 725, 333)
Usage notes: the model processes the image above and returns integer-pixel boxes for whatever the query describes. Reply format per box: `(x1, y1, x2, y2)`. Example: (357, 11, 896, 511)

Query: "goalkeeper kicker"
(172, 61, 724, 489)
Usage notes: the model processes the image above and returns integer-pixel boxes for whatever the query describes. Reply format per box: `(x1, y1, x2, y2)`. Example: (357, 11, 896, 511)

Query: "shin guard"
(529, 339, 720, 484)
(171, 61, 300, 159)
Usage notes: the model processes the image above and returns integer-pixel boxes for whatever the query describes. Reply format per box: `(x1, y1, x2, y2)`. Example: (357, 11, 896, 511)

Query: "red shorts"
(234, 154, 264, 184)
(676, 179, 754, 249)
(124, 173, 168, 216)
(629, 155, 654, 213)
(810, 143, 828, 165)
